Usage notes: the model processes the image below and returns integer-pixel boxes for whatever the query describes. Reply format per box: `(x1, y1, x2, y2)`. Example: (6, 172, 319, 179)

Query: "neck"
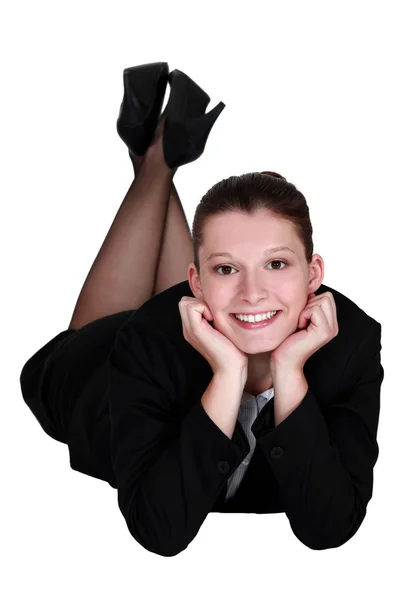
(243, 352, 273, 397)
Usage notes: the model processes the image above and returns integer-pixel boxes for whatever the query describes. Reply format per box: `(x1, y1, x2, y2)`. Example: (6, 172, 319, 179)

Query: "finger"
(179, 296, 213, 320)
(178, 300, 189, 331)
(300, 303, 331, 331)
(298, 303, 329, 331)
(306, 295, 337, 331)
(185, 302, 205, 338)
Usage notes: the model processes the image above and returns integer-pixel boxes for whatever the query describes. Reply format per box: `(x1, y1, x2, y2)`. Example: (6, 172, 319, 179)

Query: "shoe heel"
(116, 62, 169, 156)
(166, 69, 211, 120)
(186, 100, 226, 150)
(162, 70, 226, 169)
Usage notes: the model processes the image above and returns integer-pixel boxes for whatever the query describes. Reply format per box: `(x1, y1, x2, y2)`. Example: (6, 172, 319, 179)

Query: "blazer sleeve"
(252, 321, 384, 550)
(107, 319, 249, 557)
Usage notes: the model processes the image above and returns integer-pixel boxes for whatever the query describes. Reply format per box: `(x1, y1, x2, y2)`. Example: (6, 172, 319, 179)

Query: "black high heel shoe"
(116, 62, 169, 157)
(162, 69, 226, 169)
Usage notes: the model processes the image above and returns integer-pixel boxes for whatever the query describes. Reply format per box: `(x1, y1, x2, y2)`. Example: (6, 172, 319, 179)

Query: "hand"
(270, 291, 339, 371)
(178, 296, 248, 375)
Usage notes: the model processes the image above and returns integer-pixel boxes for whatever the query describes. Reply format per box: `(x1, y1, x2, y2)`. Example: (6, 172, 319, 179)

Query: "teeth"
(234, 311, 278, 323)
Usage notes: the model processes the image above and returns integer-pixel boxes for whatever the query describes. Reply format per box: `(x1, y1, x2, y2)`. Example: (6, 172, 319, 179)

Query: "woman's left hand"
(270, 291, 339, 371)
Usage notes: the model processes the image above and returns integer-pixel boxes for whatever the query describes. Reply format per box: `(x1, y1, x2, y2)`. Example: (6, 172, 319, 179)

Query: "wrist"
(214, 365, 247, 387)
(270, 359, 304, 378)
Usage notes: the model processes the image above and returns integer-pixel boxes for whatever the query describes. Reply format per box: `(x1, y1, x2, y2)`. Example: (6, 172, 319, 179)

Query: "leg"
(68, 117, 174, 330)
(153, 180, 194, 296)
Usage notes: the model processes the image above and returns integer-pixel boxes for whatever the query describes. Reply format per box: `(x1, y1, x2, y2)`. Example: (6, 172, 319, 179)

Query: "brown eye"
(215, 260, 288, 275)
(268, 260, 287, 270)
(216, 265, 235, 275)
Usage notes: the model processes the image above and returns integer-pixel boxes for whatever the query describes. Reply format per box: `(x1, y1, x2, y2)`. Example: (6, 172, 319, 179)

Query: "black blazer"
(21, 280, 384, 557)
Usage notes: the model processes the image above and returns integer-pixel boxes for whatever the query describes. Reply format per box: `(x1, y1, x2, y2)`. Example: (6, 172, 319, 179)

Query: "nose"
(240, 276, 269, 305)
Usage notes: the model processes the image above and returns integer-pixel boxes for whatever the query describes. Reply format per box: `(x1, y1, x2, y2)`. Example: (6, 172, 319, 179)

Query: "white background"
(2, 0, 398, 598)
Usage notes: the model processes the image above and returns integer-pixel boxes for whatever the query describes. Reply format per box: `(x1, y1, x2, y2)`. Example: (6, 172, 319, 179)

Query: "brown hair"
(191, 171, 314, 272)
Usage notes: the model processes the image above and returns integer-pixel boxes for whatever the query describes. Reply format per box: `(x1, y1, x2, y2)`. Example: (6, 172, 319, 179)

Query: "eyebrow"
(206, 246, 296, 263)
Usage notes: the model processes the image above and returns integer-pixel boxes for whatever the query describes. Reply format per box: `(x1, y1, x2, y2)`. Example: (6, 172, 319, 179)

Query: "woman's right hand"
(178, 296, 248, 377)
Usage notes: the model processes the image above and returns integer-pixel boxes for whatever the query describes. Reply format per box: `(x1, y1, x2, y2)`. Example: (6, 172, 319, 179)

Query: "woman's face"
(188, 210, 324, 355)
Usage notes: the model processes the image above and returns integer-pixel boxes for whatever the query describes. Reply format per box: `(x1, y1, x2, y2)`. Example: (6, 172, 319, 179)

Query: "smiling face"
(188, 209, 324, 356)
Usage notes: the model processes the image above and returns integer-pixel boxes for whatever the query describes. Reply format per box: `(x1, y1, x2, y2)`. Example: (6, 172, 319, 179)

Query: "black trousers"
(19, 310, 136, 452)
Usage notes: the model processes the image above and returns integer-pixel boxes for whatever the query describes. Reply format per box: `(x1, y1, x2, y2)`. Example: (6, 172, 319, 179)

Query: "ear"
(308, 254, 324, 293)
(187, 263, 204, 300)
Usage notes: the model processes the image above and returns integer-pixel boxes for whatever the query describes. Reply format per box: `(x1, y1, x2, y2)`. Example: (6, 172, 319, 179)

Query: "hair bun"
(260, 171, 286, 181)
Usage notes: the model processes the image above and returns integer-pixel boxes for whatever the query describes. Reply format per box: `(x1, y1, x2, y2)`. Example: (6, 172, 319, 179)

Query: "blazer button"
(217, 461, 230, 474)
(270, 446, 284, 459)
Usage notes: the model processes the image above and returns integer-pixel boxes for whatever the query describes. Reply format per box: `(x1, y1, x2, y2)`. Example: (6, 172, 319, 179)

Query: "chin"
(239, 340, 276, 353)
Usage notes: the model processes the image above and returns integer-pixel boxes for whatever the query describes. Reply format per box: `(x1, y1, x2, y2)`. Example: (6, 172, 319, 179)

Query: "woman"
(20, 62, 384, 557)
